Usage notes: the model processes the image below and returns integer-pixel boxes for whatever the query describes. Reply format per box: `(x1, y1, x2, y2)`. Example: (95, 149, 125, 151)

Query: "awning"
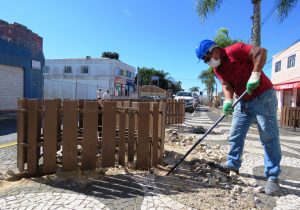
(274, 81, 300, 90)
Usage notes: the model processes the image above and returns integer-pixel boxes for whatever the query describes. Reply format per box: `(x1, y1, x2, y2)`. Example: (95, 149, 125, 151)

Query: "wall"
(0, 20, 44, 99)
(44, 58, 135, 99)
(271, 41, 300, 84)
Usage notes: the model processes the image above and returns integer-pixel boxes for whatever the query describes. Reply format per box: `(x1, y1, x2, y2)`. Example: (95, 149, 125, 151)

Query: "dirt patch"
(157, 125, 260, 209)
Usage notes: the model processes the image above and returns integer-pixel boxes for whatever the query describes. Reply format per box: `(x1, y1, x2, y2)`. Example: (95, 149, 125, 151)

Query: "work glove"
(223, 99, 234, 116)
(246, 72, 261, 95)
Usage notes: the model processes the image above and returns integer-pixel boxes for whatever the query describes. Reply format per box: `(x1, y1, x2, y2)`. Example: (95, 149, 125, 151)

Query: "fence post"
(102, 101, 117, 167)
(62, 100, 78, 171)
(27, 100, 39, 175)
(118, 107, 126, 166)
(43, 99, 59, 174)
(128, 102, 137, 162)
(136, 102, 150, 170)
(17, 98, 28, 172)
(151, 102, 159, 166)
(159, 101, 166, 162)
(81, 101, 99, 170)
(181, 99, 185, 124)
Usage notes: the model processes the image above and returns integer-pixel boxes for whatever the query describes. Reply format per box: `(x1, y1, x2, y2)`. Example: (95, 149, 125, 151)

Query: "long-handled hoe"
(166, 90, 248, 176)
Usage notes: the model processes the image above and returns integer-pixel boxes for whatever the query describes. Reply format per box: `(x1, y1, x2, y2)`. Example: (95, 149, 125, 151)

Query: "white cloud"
(123, 9, 131, 16)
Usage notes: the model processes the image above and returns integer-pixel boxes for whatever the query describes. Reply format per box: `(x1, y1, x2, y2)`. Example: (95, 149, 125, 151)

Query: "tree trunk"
(251, 0, 261, 46)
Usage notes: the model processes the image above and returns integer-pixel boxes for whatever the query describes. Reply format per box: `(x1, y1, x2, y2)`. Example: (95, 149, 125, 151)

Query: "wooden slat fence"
(17, 99, 166, 175)
(280, 106, 300, 130)
(108, 98, 185, 125)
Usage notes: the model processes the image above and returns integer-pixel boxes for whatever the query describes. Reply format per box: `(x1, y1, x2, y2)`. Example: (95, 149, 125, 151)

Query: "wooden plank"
(62, 100, 78, 171)
(167, 99, 171, 125)
(127, 102, 136, 162)
(101, 101, 117, 167)
(81, 101, 99, 170)
(172, 99, 176, 124)
(136, 103, 150, 170)
(181, 99, 185, 124)
(17, 98, 28, 172)
(174, 100, 180, 124)
(118, 109, 126, 166)
(78, 100, 84, 129)
(116, 101, 123, 129)
(159, 102, 166, 162)
(283, 106, 287, 127)
(27, 100, 39, 175)
(149, 102, 154, 168)
(123, 101, 130, 128)
(43, 100, 58, 174)
(152, 103, 159, 167)
(57, 99, 62, 138)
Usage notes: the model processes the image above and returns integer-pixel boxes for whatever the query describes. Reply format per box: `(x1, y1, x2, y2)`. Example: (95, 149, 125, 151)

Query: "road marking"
(0, 141, 17, 149)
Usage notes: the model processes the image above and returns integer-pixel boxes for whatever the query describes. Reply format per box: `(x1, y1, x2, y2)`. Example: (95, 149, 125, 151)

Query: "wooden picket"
(101, 101, 117, 168)
(280, 106, 300, 130)
(62, 100, 78, 171)
(43, 99, 59, 174)
(81, 101, 98, 170)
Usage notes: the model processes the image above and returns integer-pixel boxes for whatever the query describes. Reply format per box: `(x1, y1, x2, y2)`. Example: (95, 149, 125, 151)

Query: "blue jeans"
(226, 89, 282, 180)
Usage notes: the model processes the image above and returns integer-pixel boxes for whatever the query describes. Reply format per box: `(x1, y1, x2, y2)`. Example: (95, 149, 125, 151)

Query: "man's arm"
(246, 46, 267, 94)
(221, 81, 234, 116)
(222, 81, 234, 99)
(250, 46, 267, 73)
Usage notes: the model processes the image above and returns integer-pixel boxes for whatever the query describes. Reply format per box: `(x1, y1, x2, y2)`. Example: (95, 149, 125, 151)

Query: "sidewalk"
(0, 107, 299, 209)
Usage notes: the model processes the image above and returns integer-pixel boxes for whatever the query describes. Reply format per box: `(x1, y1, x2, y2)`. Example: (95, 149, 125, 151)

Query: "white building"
(271, 40, 300, 109)
(44, 57, 136, 99)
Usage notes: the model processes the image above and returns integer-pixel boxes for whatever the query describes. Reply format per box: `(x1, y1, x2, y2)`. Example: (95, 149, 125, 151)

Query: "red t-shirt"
(213, 43, 273, 101)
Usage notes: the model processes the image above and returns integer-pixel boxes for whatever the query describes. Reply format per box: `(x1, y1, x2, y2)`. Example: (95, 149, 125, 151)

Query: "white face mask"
(207, 58, 220, 68)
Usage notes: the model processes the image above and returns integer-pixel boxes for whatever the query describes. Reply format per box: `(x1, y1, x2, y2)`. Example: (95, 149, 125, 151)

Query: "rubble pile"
(161, 126, 260, 209)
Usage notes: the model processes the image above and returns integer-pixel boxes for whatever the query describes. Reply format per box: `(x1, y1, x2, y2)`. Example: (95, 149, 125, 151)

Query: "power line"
(263, 47, 300, 70)
(261, 4, 277, 27)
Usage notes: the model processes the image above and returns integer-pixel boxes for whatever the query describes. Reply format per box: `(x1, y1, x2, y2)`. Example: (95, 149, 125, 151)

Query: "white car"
(174, 91, 194, 111)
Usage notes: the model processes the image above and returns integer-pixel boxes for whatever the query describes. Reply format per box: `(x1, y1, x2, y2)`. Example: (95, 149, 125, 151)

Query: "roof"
(139, 85, 166, 93)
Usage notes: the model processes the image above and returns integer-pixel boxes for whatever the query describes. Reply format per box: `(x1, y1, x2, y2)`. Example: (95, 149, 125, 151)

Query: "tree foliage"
(198, 67, 215, 101)
(195, 0, 299, 46)
(189, 86, 200, 92)
(136, 67, 183, 93)
(102, 51, 119, 60)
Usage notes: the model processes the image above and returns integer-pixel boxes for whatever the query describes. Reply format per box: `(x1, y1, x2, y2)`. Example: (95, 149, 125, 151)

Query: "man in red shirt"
(196, 40, 282, 195)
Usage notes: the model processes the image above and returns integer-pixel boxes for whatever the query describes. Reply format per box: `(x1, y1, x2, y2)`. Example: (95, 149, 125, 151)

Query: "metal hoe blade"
(166, 90, 247, 176)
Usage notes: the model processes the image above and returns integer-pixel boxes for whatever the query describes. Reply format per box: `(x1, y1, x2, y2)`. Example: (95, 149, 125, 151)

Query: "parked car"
(174, 91, 194, 112)
(139, 95, 160, 100)
(192, 93, 200, 108)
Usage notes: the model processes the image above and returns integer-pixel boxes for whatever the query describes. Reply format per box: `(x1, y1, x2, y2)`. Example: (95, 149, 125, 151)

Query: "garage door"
(0, 65, 24, 110)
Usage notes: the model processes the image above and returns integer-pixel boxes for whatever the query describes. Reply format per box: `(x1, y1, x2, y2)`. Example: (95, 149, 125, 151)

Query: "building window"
(287, 54, 296, 68)
(121, 70, 127, 77)
(64, 66, 72, 73)
(115, 68, 121, 76)
(127, 71, 131, 78)
(43, 66, 50, 74)
(275, 61, 281, 72)
(81, 66, 89, 74)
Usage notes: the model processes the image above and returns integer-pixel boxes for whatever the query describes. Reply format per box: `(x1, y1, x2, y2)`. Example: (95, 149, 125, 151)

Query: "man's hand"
(223, 99, 234, 116)
(246, 72, 261, 95)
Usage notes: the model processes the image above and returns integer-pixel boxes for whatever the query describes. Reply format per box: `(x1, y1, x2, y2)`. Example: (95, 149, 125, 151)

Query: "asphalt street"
(0, 111, 17, 146)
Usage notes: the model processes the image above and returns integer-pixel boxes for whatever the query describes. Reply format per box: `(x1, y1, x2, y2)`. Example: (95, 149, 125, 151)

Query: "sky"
(1, 0, 300, 92)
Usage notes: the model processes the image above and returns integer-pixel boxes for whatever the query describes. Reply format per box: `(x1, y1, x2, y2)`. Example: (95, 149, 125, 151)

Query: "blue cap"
(195, 39, 217, 60)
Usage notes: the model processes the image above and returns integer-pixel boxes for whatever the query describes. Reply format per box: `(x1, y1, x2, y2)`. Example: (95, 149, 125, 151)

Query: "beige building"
(271, 40, 300, 109)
